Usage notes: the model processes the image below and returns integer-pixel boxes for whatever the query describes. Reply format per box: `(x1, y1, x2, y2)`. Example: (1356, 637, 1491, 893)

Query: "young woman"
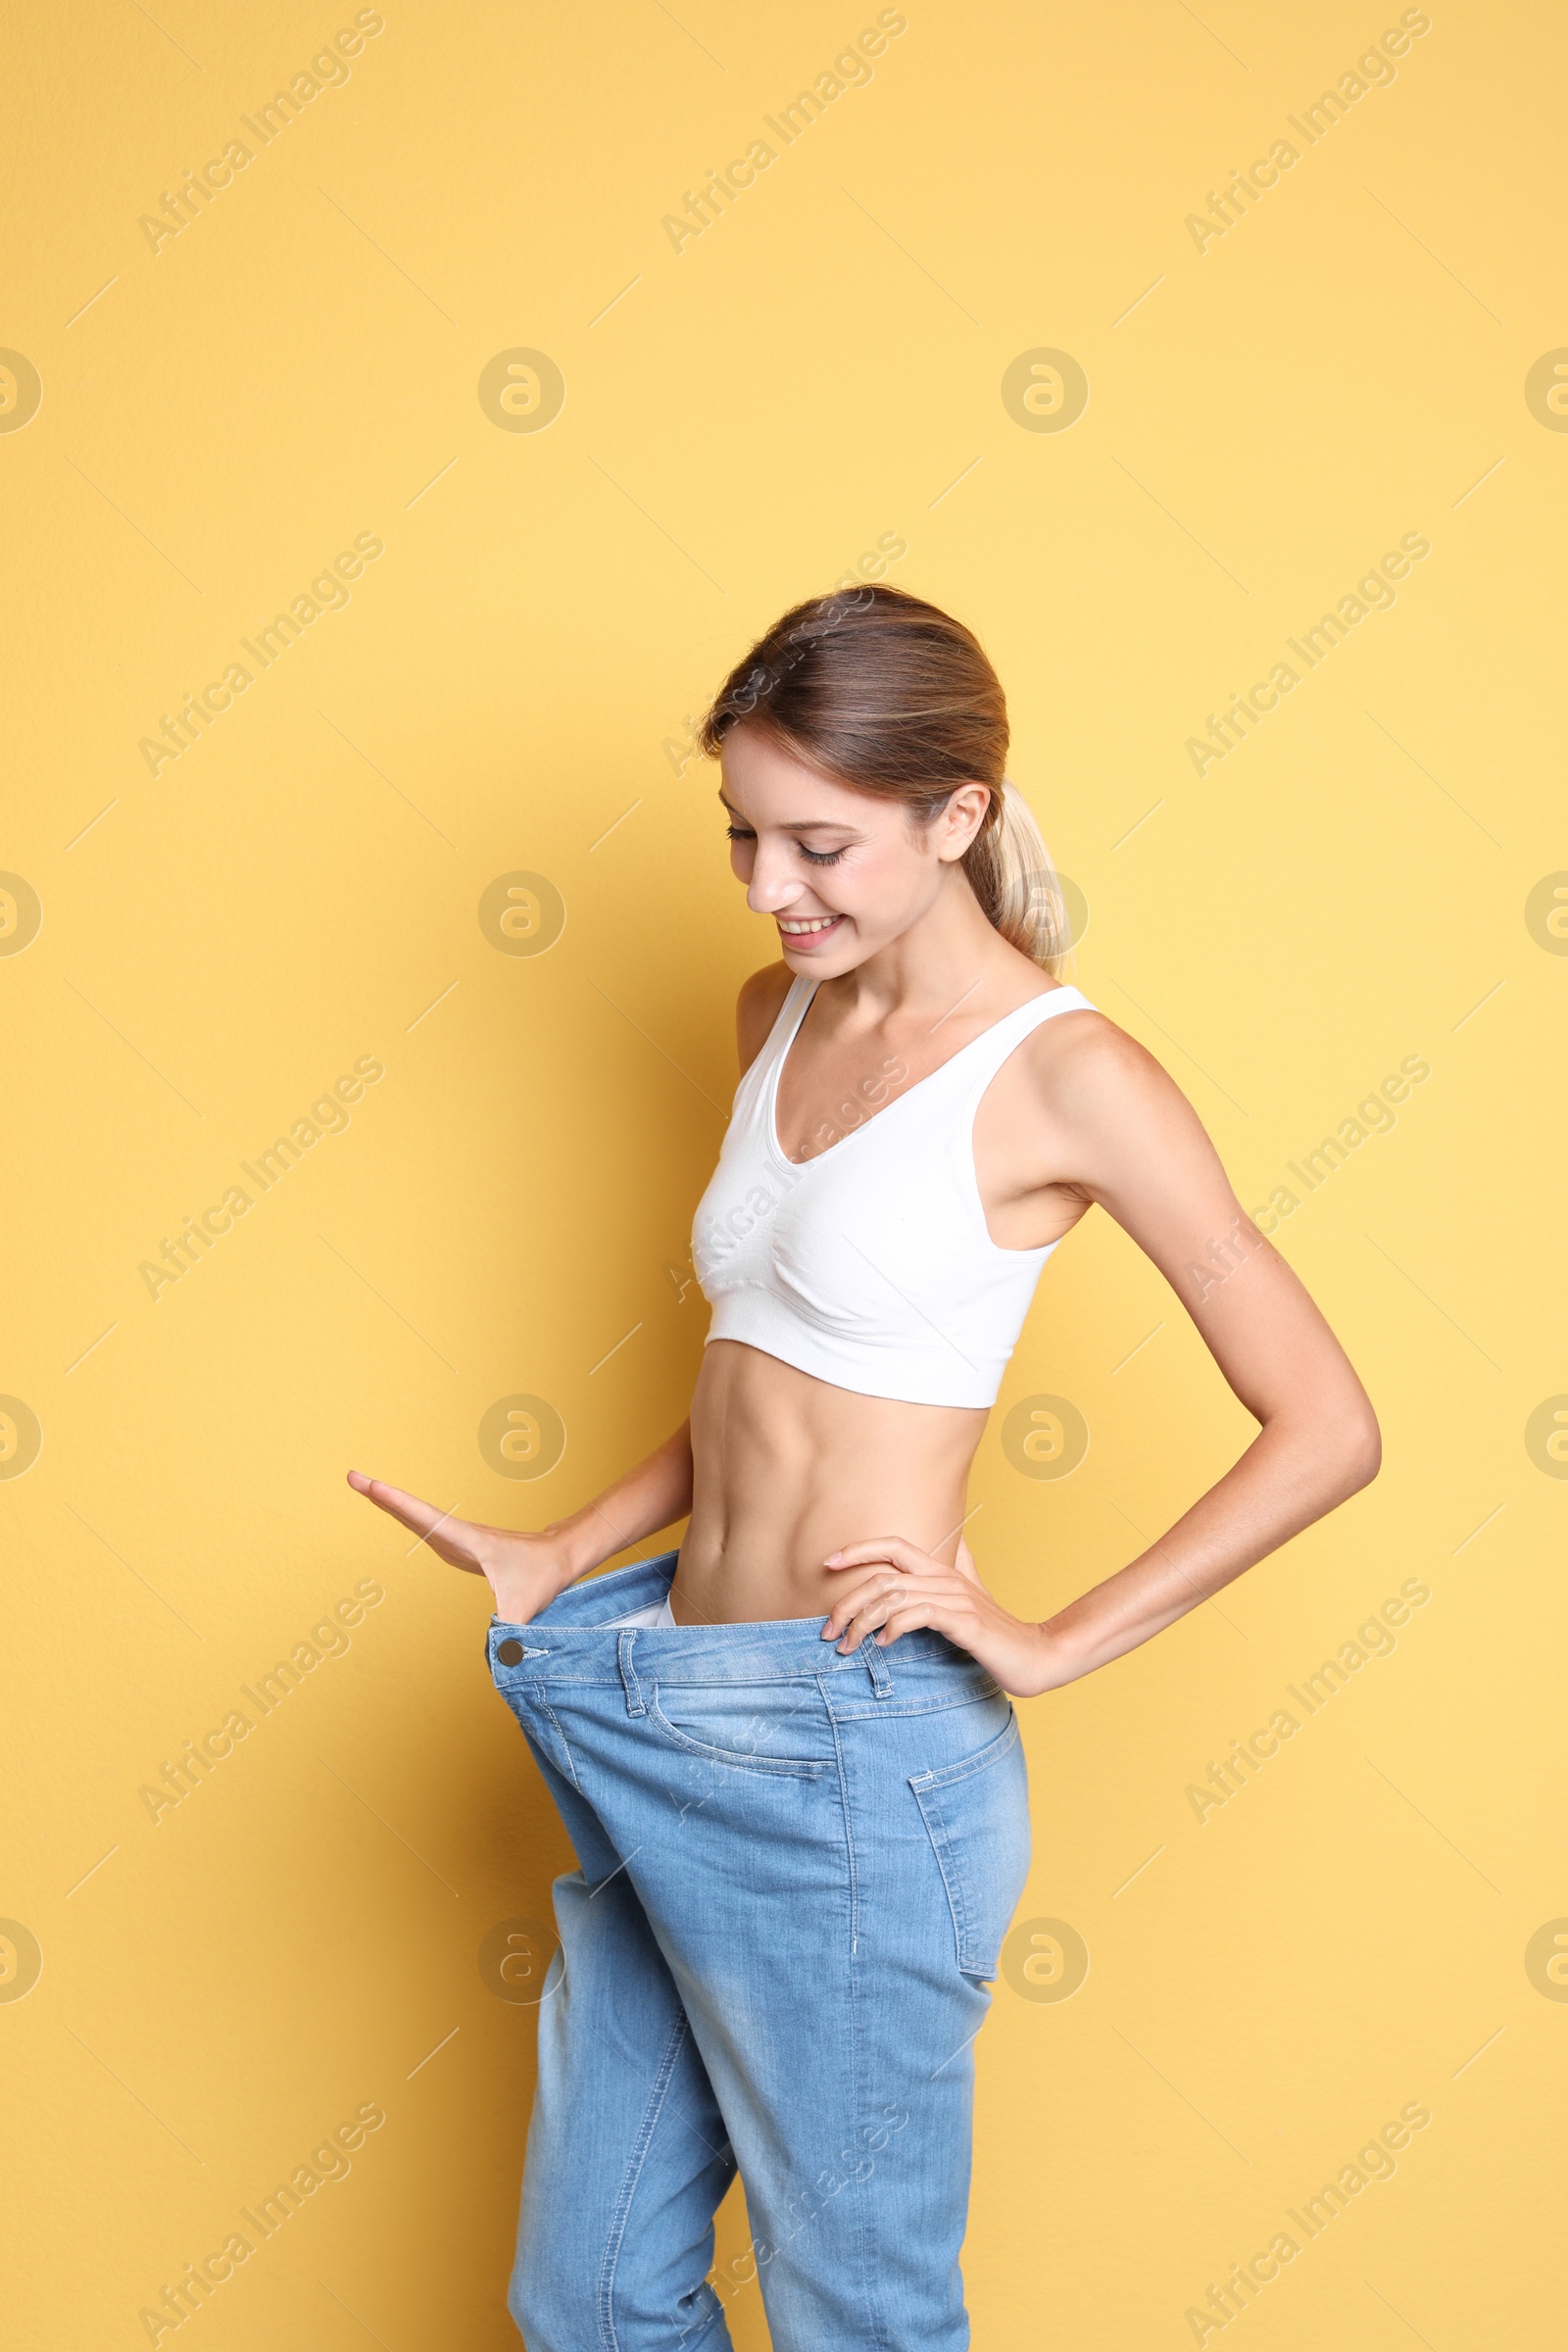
(349, 585, 1379, 2351)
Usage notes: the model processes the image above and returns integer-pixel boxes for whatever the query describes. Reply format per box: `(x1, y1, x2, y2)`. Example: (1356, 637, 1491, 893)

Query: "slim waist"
(488, 1548, 993, 1694)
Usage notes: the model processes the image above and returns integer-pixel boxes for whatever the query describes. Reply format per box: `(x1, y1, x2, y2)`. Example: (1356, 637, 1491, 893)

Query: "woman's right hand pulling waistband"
(345, 1421, 697, 1626)
(344, 1471, 588, 1625)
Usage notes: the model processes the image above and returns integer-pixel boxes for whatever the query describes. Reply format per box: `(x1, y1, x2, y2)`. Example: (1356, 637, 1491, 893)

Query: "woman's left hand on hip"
(820, 1535, 1074, 1697)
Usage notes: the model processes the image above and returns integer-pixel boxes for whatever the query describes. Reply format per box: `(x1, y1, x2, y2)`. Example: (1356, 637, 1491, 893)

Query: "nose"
(745, 839, 807, 916)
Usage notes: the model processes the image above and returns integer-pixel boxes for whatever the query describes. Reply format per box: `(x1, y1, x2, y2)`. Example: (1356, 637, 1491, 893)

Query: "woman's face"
(718, 723, 990, 975)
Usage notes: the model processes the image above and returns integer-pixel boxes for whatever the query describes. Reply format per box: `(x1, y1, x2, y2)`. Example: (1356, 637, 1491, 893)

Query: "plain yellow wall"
(3, 1, 1564, 2344)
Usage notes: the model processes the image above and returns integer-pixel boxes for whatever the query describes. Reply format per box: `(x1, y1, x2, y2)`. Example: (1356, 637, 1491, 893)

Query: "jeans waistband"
(487, 1547, 989, 1692)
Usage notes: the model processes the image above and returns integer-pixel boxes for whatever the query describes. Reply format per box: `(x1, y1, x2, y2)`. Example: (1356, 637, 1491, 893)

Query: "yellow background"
(3, 0, 1564, 2343)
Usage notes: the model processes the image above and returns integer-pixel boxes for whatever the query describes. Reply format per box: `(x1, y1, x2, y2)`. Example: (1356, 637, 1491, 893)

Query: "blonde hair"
(968, 778, 1075, 980)
(699, 584, 1072, 977)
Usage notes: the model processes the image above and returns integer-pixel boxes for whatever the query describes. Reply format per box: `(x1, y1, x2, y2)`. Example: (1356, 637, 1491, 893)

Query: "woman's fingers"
(821, 1567, 906, 1629)
(821, 1535, 949, 1652)
(827, 1570, 959, 1651)
(345, 1473, 484, 1570)
(823, 1535, 935, 1577)
(872, 1605, 955, 1649)
(346, 1472, 438, 1533)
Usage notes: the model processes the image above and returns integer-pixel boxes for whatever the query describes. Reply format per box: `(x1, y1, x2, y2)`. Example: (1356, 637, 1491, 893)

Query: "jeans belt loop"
(617, 1630, 647, 1716)
(858, 1635, 894, 1697)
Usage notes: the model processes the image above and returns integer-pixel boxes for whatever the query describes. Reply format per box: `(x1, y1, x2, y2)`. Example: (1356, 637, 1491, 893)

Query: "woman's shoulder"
(735, 961, 796, 1075)
(1006, 992, 1200, 1142)
(1011, 992, 1144, 1084)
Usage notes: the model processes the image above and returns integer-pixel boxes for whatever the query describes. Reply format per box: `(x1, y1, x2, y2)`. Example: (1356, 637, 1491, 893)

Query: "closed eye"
(725, 822, 849, 868)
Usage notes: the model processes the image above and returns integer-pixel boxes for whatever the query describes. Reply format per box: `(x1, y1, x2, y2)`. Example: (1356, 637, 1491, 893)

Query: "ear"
(933, 783, 994, 863)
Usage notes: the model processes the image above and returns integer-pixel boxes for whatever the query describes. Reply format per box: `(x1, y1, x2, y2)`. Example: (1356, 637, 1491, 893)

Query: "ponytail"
(961, 780, 1073, 978)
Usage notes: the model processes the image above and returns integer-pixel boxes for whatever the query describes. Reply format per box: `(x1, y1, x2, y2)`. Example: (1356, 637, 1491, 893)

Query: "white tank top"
(692, 976, 1098, 1408)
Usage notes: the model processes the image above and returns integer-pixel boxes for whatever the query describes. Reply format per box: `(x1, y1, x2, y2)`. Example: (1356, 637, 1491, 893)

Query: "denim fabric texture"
(486, 1548, 1032, 2351)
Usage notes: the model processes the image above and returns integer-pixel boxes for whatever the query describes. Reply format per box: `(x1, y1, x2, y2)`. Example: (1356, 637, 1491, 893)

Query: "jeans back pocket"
(909, 1703, 1031, 1981)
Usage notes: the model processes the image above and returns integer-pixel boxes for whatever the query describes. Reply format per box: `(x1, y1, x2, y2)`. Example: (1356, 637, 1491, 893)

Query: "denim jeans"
(486, 1548, 1032, 2350)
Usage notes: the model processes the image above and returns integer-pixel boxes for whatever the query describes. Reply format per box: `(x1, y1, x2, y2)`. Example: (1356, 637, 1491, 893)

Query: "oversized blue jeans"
(485, 1548, 1032, 2350)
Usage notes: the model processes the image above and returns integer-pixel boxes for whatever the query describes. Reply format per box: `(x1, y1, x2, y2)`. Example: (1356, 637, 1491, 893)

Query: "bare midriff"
(671, 1338, 988, 1626)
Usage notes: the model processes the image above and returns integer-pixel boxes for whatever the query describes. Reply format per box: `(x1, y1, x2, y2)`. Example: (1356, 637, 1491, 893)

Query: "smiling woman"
(350, 579, 1380, 2350)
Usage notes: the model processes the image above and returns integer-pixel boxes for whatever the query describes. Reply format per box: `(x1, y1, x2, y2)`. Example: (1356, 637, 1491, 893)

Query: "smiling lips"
(777, 914, 842, 940)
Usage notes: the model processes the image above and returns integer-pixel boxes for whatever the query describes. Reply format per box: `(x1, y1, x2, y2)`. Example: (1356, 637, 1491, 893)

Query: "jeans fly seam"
(532, 1694, 582, 1790)
(597, 2006, 692, 2350)
(822, 1688, 859, 1952)
(823, 1690, 894, 2349)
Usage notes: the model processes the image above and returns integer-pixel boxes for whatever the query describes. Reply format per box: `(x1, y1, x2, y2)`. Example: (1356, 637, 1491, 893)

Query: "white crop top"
(692, 976, 1097, 1409)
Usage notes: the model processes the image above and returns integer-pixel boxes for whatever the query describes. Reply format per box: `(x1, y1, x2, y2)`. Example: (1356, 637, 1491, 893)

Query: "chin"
(783, 935, 864, 975)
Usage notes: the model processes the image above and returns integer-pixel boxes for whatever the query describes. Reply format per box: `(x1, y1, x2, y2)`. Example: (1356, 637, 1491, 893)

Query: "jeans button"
(497, 1639, 524, 1665)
